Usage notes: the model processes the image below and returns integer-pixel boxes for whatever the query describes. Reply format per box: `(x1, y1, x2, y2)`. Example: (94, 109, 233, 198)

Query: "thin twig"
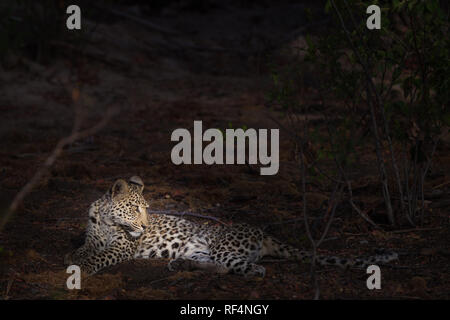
(296, 101, 320, 299)
(147, 209, 228, 226)
(265, 111, 345, 186)
(317, 182, 344, 247)
(347, 193, 380, 229)
(388, 227, 441, 234)
(432, 180, 450, 190)
(93, 4, 180, 36)
(3, 270, 16, 300)
(263, 216, 323, 229)
(149, 276, 172, 285)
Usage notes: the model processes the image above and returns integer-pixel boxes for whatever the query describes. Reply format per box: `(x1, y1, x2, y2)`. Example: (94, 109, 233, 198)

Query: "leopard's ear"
(111, 179, 129, 199)
(129, 175, 144, 194)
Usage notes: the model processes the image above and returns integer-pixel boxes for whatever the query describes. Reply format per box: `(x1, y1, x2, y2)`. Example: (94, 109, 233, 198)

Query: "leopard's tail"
(261, 235, 398, 268)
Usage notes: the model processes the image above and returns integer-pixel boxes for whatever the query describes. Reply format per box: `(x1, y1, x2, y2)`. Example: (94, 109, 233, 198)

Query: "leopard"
(65, 176, 398, 277)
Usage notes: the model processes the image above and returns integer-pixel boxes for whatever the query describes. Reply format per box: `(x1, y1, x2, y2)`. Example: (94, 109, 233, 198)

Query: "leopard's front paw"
(78, 262, 97, 277)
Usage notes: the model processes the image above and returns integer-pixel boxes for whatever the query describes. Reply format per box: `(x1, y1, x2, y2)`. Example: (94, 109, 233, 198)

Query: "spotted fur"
(65, 177, 398, 276)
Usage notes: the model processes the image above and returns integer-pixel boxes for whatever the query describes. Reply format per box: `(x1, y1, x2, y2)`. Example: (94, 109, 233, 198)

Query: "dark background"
(0, 0, 448, 299)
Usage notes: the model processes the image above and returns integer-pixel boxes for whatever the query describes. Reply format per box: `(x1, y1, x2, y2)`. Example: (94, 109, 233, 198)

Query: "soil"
(0, 2, 448, 299)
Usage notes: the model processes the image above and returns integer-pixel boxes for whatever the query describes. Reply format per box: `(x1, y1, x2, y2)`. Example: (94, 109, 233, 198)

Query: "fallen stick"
(147, 209, 228, 226)
(0, 105, 118, 231)
(432, 180, 450, 190)
(388, 227, 442, 234)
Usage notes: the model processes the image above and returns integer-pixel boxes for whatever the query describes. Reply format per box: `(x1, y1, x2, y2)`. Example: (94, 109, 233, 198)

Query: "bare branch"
(330, 0, 396, 225)
(317, 182, 344, 247)
(0, 100, 118, 232)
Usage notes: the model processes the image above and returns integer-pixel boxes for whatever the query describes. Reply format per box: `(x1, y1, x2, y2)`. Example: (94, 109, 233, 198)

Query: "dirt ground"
(0, 2, 449, 299)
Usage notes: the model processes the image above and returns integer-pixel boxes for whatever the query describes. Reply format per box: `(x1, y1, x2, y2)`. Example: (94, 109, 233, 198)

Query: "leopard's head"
(100, 176, 150, 237)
